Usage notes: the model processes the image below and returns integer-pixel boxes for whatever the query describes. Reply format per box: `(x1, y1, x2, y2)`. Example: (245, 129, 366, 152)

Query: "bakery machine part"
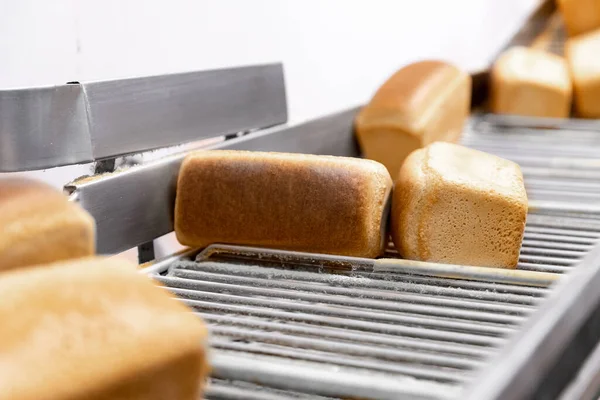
(149, 243, 558, 399)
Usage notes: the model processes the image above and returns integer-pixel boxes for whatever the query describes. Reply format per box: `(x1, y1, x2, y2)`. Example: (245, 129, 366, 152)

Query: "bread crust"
(391, 143, 527, 269)
(566, 29, 600, 118)
(355, 60, 471, 176)
(0, 257, 209, 400)
(174, 150, 392, 258)
(0, 178, 95, 272)
(558, 0, 600, 37)
(491, 47, 572, 118)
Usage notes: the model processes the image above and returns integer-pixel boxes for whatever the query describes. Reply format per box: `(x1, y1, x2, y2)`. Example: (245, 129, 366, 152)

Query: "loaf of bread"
(491, 47, 572, 118)
(0, 178, 95, 272)
(558, 0, 600, 37)
(566, 29, 600, 118)
(355, 60, 471, 177)
(391, 142, 527, 269)
(175, 150, 393, 258)
(0, 256, 209, 400)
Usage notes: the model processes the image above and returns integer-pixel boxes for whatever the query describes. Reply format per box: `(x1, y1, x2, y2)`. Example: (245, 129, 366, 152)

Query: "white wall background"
(0, 0, 539, 258)
(2, 0, 537, 123)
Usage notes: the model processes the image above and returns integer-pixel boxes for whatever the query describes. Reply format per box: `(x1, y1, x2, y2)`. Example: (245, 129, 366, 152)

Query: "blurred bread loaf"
(491, 47, 572, 118)
(0, 257, 209, 400)
(558, 0, 600, 37)
(391, 142, 527, 269)
(0, 178, 95, 272)
(175, 150, 392, 258)
(566, 29, 600, 118)
(355, 60, 471, 177)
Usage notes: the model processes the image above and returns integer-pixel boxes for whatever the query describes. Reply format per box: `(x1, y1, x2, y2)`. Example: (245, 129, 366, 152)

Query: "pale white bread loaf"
(566, 29, 600, 118)
(0, 256, 209, 400)
(0, 178, 95, 272)
(391, 142, 527, 269)
(174, 150, 393, 258)
(355, 60, 471, 177)
(558, 0, 600, 37)
(491, 47, 572, 118)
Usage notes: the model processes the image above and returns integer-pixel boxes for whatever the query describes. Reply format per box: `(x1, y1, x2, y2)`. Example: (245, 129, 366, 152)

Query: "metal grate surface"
(152, 230, 598, 398)
(153, 245, 556, 400)
(206, 378, 338, 400)
(152, 219, 600, 400)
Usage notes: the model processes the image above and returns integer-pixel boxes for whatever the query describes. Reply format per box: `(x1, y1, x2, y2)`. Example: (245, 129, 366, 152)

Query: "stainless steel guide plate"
(0, 64, 287, 172)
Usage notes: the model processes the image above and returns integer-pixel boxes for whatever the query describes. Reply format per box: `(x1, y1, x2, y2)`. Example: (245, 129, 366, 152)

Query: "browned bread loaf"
(558, 0, 600, 37)
(491, 47, 572, 118)
(566, 29, 600, 118)
(391, 142, 527, 269)
(0, 256, 209, 400)
(355, 60, 471, 177)
(174, 150, 393, 258)
(0, 178, 95, 272)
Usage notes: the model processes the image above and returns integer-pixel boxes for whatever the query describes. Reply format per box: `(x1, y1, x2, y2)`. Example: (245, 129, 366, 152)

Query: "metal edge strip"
(139, 247, 200, 276)
(84, 63, 288, 160)
(199, 244, 558, 287)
